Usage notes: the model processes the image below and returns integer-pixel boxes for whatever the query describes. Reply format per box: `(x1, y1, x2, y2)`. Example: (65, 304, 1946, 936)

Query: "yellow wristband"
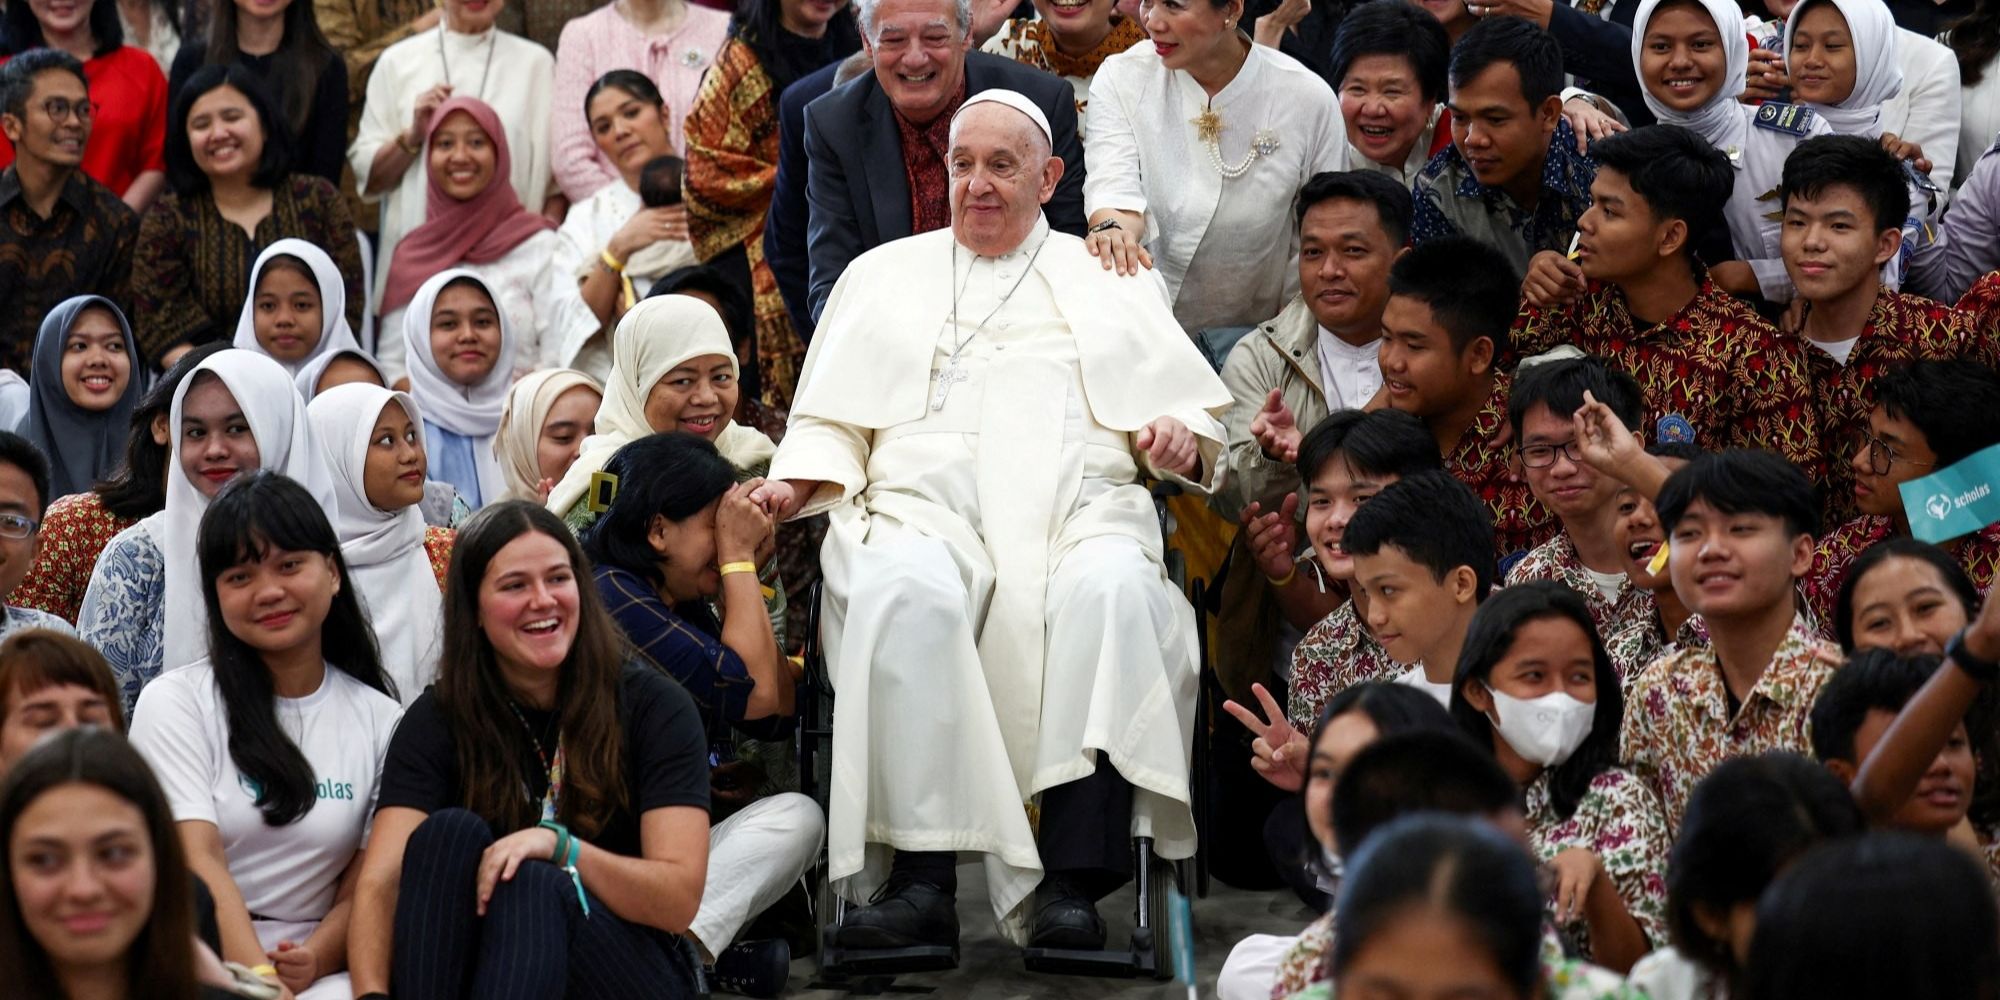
(1266, 564, 1297, 587)
(719, 561, 759, 577)
(248, 964, 278, 979)
(599, 248, 626, 273)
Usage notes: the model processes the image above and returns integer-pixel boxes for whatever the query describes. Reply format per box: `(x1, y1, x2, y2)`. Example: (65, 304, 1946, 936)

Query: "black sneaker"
(1028, 876, 1107, 950)
(709, 938, 790, 998)
(832, 873, 960, 949)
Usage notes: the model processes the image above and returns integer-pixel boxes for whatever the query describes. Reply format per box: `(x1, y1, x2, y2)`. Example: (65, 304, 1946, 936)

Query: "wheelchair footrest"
(819, 938, 960, 978)
(1021, 926, 1163, 979)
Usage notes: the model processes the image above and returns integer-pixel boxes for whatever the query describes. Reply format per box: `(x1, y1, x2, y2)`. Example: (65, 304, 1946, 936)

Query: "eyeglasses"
(38, 97, 93, 124)
(0, 514, 39, 540)
(1856, 429, 1934, 477)
(1519, 440, 1585, 469)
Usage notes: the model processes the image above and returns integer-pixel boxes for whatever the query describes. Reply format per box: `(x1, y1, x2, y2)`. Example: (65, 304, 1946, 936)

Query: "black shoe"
(1029, 876, 1107, 950)
(709, 938, 790, 998)
(833, 873, 960, 949)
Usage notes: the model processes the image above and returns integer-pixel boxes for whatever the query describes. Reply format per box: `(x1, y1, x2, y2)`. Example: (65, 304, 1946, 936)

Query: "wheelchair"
(794, 484, 1217, 990)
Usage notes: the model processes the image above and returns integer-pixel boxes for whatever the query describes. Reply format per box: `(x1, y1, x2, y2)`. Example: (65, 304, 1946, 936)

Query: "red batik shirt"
(892, 82, 967, 235)
(1510, 276, 1821, 481)
(1447, 370, 1559, 562)
(1781, 288, 1999, 526)
(1803, 515, 2000, 636)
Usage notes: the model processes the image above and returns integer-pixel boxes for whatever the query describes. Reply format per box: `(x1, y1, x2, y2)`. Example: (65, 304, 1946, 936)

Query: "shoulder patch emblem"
(1656, 413, 1696, 445)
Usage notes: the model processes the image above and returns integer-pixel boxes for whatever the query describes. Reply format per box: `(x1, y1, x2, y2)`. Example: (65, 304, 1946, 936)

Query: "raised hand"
(1221, 682, 1310, 792)
(1572, 389, 1644, 477)
(1522, 250, 1588, 308)
(1249, 388, 1303, 463)
(1241, 494, 1301, 581)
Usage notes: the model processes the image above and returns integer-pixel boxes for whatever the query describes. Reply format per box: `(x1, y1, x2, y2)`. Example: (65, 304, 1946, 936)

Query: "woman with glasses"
(0, 0, 170, 210)
(1802, 360, 2000, 634)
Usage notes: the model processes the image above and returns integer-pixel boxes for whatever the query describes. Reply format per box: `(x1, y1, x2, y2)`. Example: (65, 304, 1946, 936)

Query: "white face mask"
(1487, 687, 1596, 767)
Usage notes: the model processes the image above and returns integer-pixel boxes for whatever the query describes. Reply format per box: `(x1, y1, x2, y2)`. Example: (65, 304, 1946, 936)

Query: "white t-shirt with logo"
(131, 660, 403, 940)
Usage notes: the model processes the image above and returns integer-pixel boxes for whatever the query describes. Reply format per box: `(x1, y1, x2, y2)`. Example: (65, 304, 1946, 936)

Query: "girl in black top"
(349, 501, 710, 999)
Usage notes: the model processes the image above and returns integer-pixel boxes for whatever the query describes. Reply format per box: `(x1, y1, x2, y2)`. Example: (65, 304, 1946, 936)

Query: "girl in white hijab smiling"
(403, 269, 516, 510)
(78, 349, 337, 709)
(231, 239, 366, 377)
(308, 383, 451, 703)
(547, 296, 775, 532)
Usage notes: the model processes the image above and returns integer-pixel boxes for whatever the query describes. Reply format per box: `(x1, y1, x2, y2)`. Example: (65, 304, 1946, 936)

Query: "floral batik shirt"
(1803, 516, 2000, 638)
(12, 491, 137, 623)
(1276, 930, 1631, 1000)
(1526, 768, 1673, 961)
(1446, 370, 1559, 565)
(1602, 611, 1712, 685)
(1287, 601, 1403, 729)
(1619, 614, 1840, 833)
(75, 520, 164, 714)
(1781, 289, 1999, 526)
(1510, 275, 1821, 484)
(1505, 533, 1655, 669)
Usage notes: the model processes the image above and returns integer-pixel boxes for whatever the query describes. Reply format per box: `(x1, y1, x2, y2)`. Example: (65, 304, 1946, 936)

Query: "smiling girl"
(130, 471, 402, 1000)
(229, 239, 364, 376)
(400, 269, 514, 510)
(77, 349, 335, 710)
(19, 296, 142, 501)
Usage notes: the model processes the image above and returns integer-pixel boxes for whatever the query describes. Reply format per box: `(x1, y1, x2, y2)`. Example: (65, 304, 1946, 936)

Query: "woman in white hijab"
(307, 383, 449, 703)
(78, 349, 336, 710)
(403, 269, 516, 509)
(495, 368, 604, 503)
(293, 349, 388, 401)
(548, 296, 774, 533)
(1629, 0, 1831, 301)
(231, 240, 366, 377)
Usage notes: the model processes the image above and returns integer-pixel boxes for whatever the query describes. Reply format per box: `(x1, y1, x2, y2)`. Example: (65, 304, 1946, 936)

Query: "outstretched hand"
(1572, 389, 1643, 477)
(1137, 416, 1200, 478)
(1250, 389, 1303, 463)
(1222, 682, 1309, 792)
(1241, 494, 1301, 582)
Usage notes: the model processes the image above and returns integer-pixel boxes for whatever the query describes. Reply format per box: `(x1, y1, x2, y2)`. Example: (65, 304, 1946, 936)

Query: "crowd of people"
(0, 0, 1998, 995)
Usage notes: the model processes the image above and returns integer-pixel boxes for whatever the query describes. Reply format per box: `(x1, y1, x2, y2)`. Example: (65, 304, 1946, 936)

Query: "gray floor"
(783, 865, 1312, 998)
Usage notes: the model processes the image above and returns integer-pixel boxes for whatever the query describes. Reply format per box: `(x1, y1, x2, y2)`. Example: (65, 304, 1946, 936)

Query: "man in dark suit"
(766, 59, 848, 346)
(802, 0, 1085, 323)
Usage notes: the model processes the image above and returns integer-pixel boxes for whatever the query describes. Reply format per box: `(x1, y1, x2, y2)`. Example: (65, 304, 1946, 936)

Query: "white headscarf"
(148, 349, 337, 673)
(1785, 0, 1902, 136)
(496, 368, 603, 503)
(403, 269, 515, 505)
(293, 348, 387, 401)
(231, 239, 363, 377)
(1631, 0, 1751, 147)
(307, 383, 442, 704)
(547, 296, 774, 515)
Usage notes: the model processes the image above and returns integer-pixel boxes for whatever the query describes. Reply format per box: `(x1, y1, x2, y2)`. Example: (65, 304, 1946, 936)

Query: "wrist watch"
(1947, 628, 2000, 684)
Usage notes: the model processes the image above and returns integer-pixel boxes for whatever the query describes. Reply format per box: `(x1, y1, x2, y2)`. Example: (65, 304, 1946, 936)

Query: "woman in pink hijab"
(376, 97, 598, 387)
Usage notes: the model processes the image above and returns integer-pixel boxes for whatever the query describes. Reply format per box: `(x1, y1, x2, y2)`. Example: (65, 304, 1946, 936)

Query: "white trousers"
(689, 792, 825, 956)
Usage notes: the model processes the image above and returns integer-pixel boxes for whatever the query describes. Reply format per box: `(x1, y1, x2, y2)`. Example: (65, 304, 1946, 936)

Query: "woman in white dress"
(376, 98, 595, 382)
(347, 0, 554, 327)
(1082, 0, 1344, 337)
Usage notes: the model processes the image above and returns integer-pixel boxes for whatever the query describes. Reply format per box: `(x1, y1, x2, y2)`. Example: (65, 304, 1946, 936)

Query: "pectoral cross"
(930, 364, 968, 411)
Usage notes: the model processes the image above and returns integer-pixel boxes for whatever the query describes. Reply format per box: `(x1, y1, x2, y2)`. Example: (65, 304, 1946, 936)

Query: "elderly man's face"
(866, 0, 974, 124)
(949, 104, 1063, 255)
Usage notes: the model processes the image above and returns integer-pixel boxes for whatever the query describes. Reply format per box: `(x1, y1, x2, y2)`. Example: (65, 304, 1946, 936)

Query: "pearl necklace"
(1191, 105, 1280, 180)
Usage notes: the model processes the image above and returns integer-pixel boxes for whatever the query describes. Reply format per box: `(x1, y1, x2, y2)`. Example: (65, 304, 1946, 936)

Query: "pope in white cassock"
(749, 89, 1232, 950)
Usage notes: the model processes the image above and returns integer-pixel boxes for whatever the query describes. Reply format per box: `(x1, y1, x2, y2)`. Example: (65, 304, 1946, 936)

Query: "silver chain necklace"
(929, 235, 1049, 411)
(437, 23, 496, 101)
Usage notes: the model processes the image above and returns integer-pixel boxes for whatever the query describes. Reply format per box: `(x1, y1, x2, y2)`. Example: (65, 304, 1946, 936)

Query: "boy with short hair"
(1513, 125, 1820, 481)
(1281, 409, 1445, 727)
(1810, 651, 1978, 843)
(1411, 15, 1596, 274)
(1382, 234, 1555, 562)
(0, 431, 70, 641)
(1802, 360, 2000, 628)
(1342, 468, 1497, 705)
(1773, 136, 2000, 525)
(1620, 449, 1839, 833)
(1503, 357, 1651, 646)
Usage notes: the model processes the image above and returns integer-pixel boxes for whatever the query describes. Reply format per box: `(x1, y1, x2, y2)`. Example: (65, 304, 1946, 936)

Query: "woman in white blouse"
(554, 70, 696, 379)
(347, 0, 554, 324)
(375, 98, 595, 382)
(1083, 0, 1344, 337)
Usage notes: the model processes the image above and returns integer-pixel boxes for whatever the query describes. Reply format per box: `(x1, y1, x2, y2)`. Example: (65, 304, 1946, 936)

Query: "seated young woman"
(18, 296, 144, 502)
(582, 432, 820, 990)
(307, 383, 454, 700)
(78, 349, 335, 709)
(348, 501, 711, 999)
(1, 727, 244, 1000)
(1449, 582, 1671, 974)
(16, 343, 228, 624)
(402, 270, 515, 510)
(130, 472, 403, 1000)
(229, 239, 364, 378)
(495, 368, 603, 504)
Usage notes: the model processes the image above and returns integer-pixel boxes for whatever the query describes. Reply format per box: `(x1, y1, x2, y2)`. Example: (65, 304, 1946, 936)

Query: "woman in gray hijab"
(18, 297, 144, 499)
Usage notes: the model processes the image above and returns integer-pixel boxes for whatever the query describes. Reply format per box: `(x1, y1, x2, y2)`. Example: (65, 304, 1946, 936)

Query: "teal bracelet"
(539, 820, 590, 917)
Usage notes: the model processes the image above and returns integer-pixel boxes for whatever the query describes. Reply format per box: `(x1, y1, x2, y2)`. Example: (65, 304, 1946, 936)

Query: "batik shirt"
(1802, 516, 2000, 636)
(1505, 533, 1654, 660)
(1275, 925, 1608, 999)
(1602, 611, 1711, 686)
(1287, 600, 1402, 729)
(75, 521, 165, 714)
(1510, 275, 1821, 481)
(1619, 614, 1840, 833)
(1783, 288, 2000, 526)
(1526, 767, 1673, 962)
(1411, 118, 1597, 276)
(13, 492, 138, 624)
(1447, 371, 1559, 564)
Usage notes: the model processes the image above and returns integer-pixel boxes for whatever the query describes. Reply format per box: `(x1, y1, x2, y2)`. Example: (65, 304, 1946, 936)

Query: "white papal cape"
(772, 216, 1232, 939)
